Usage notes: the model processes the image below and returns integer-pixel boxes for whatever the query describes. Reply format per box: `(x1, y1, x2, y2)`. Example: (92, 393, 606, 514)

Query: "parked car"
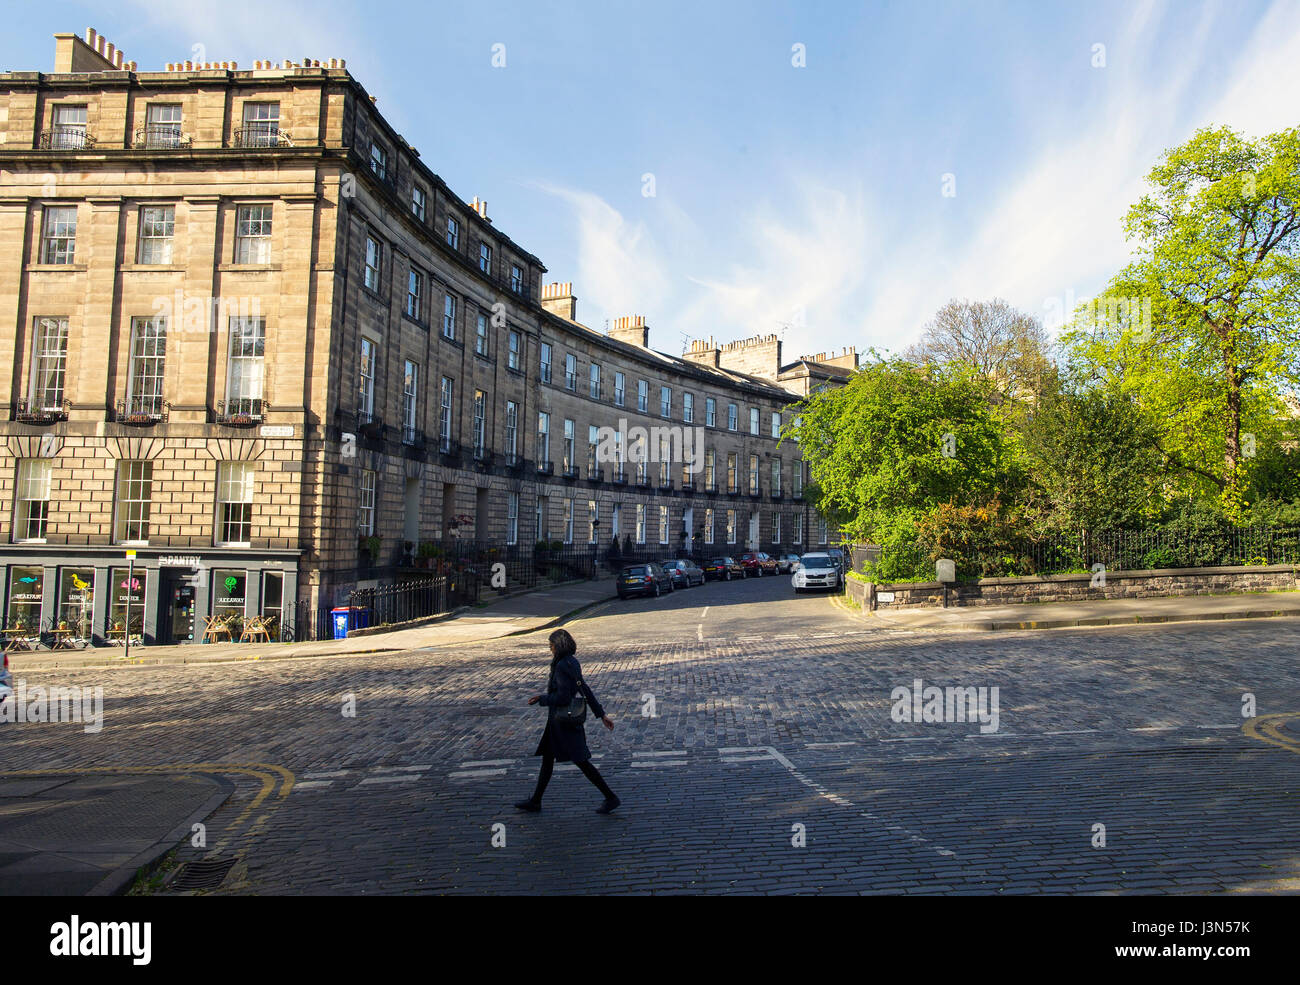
(659, 559, 705, 588)
(792, 553, 841, 593)
(739, 552, 779, 576)
(703, 556, 745, 581)
(617, 563, 675, 599)
(825, 547, 847, 574)
(776, 552, 802, 573)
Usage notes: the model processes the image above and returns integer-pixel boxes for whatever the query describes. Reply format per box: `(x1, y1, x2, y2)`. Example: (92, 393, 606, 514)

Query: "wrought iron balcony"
(611, 468, 628, 485)
(471, 448, 494, 472)
(115, 395, 169, 425)
(214, 397, 264, 426)
(536, 460, 554, 476)
(561, 461, 580, 480)
(400, 424, 424, 448)
(586, 464, 604, 484)
(437, 437, 462, 463)
(14, 398, 69, 424)
(39, 127, 95, 150)
(134, 126, 191, 149)
(232, 125, 292, 148)
(355, 409, 385, 439)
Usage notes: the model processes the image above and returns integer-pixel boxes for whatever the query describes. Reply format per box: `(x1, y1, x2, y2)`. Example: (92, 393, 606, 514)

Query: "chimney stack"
(541, 281, 577, 322)
(608, 315, 649, 349)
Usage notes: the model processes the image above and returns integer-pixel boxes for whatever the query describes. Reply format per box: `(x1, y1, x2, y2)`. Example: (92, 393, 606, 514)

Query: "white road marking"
(965, 733, 1024, 739)
(460, 759, 516, 768)
(697, 625, 704, 642)
(1196, 724, 1239, 730)
(291, 780, 335, 791)
(449, 768, 508, 779)
(631, 760, 688, 767)
(373, 764, 432, 772)
(1042, 729, 1100, 736)
(632, 750, 687, 758)
(301, 770, 352, 779)
(1128, 726, 1179, 732)
(358, 774, 422, 785)
(700, 607, 709, 618)
(881, 737, 942, 742)
(718, 745, 957, 858)
(806, 741, 857, 748)
(720, 754, 772, 763)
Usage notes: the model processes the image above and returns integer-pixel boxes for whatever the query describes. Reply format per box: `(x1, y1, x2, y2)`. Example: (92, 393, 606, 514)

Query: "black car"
(660, 559, 705, 588)
(617, 563, 675, 599)
(703, 556, 745, 581)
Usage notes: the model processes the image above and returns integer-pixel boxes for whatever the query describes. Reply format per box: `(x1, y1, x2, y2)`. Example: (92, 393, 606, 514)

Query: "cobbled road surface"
(4, 573, 1298, 895)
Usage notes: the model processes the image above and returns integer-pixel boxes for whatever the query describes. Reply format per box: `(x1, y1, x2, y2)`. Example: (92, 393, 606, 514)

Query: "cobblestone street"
(3, 576, 1298, 894)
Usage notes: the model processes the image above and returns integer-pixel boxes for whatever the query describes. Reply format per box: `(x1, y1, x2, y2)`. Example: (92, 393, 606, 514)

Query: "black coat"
(533, 654, 606, 763)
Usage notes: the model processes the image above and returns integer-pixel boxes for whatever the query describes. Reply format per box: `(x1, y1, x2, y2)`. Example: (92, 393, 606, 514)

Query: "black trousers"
(531, 753, 615, 803)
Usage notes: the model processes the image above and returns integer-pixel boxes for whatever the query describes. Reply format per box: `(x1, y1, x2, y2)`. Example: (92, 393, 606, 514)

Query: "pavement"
(862, 589, 1300, 632)
(11, 576, 619, 672)
(0, 770, 231, 895)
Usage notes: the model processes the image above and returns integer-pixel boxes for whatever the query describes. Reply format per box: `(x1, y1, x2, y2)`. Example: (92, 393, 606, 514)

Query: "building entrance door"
(161, 571, 196, 643)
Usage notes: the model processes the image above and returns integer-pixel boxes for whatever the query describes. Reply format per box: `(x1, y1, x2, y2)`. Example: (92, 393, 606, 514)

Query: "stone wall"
(862, 565, 1300, 609)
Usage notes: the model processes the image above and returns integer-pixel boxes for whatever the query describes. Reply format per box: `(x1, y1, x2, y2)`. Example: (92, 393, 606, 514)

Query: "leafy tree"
(1101, 125, 1300, 517)
(1014, 371, 1169, 531)
(790, 356, 1020, 543)
(906, 297, 1052, 401)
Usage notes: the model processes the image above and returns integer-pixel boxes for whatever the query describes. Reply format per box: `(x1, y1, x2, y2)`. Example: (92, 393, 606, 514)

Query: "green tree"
(790, 356, 1019, 543)
(1101, 125, 1300, 517)
(1014, 371, 1169, 532)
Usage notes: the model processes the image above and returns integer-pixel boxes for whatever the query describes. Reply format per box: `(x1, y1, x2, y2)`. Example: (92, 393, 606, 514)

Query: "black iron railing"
(214, 398, 263, 425)
(233, 125, 292, 147)
(14, 398, 69, 423)
(134, 125, 191, 149)
(115, 395, 169, 424)
(39, 127, 95, 150)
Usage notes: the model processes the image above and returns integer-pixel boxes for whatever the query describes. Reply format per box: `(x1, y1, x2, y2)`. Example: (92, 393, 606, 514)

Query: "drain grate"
(171, 857, 236, 891)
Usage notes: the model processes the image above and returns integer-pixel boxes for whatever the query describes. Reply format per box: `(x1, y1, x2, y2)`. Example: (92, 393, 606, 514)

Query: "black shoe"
(514, 799, 542, 813)
(595, 796, 621, 815)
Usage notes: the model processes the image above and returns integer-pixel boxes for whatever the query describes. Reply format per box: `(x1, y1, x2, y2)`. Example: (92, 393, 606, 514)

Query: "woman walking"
(516, 628, 621, 814)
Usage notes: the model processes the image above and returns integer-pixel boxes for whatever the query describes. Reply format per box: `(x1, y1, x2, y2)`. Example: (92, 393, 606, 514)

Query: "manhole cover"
(172, 857, 236, 890)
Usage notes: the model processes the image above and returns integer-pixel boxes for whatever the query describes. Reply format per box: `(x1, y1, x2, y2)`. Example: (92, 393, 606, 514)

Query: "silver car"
(792, 553, 841, 593)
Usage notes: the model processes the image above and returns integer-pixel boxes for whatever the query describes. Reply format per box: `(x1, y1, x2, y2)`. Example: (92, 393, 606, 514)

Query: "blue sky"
(4, 1, 1298, 360)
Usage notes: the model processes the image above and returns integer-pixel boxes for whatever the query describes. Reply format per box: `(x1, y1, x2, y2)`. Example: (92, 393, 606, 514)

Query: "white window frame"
(508, 330, 520, 370)
(726, 509, 736, 545)
(358, 337, 376, 417)
(636, 504, 646, 544)
(358, 469, 376, 536)
(659, 505, 670, 545)
(476, 312, 489, 356)
(402, 360, 419, 442)
(683, 392, 694, 424)
(446, 215, 460, 250)
(406, 268, 423, 319)
(137, 205, 175, 264)
(411, 185, 427, 222)
(115, 460, 154, 544)
(126, 316, 167, 417)
(704, 508, 715, 545)
(14, 458, 52, 543)
(442, 294, 457, 339)
(40, 205, 77, 265)
(30, 317, 68, 411)
(439, 376, 454, 452)
(507, 492, 519, 545)
(473, 390, 487, 457)
(234, 204, 273, 264)
(364, 234, 382, 291)
(216, 461, 255, 546)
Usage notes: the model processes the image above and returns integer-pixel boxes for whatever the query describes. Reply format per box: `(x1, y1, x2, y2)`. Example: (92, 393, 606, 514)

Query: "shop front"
(0, 547, 300, 646)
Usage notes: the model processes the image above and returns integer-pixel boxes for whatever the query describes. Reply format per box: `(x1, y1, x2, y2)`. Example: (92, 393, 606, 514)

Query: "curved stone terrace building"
(0, 28, 857, 644)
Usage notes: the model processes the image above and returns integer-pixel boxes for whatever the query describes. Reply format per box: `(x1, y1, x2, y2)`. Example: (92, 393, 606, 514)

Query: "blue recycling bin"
(331, 606, 372, 638)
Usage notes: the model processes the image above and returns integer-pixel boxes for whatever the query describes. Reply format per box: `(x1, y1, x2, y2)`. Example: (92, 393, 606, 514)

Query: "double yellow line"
(1244, 713, 1300, 755)
(0, 761, 295, 856)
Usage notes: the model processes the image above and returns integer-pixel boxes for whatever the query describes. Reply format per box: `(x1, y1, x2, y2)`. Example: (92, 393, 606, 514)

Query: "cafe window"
(211, 569, 247, 623)
(109, 566, 147, 637)
(6, 566, 43, 632)
(58, 567, 94, 638)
